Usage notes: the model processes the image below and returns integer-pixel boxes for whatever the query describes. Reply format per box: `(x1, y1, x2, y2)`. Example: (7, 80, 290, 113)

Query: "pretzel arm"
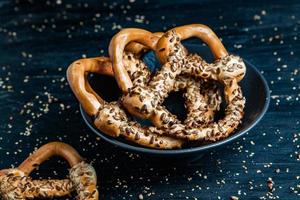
(121, 51, 182, 129)
(0, 169, 73, 200)
(125, 32, 164, 57)
(109, 28, 160, 93)
(28, 179, 74, 198)
(70, 162, 99, 200)
(67, 57, 113, 116)
(156, 24, 228, 63)
(177, 80, 245, 141)
(125, 41, 199, 128)
(156, 24, 246, 82)
(18, 142, 83, 175)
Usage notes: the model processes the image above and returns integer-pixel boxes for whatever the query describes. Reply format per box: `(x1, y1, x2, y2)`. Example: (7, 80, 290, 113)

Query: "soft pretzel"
(109, 28, 222, 129)
(77, 55, 221, 149)
(153, 24, 246, 141)
(110, 25, 245, 141)
(0, 142, 98, 200)
(125, 32, 222, 127)
(123, 54, 221, 128)
(67, 57, 183, 149)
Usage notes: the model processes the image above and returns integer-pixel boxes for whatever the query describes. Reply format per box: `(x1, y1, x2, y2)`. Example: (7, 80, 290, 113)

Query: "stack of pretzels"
(67, 24, 246, 149)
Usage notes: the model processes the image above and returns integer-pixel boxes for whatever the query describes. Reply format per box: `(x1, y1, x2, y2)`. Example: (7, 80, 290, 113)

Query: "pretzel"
(109, 29, 222, 129)
(153, 24, 246, 141)
(123, 53, 221, 128)
(110, 25, 246, 141)
(73, 52, 221, 149)
(126, 32, 222, 127)
(0, 142, 98, 200)
(67, 57, 183, 149)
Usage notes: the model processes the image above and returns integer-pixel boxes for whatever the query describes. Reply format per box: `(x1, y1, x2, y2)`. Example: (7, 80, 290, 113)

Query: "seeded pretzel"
(110, 24, 246, 141)
(122, 55, 221, 128)
(0, 142, 98, 200)
(67, 57, 183, 149)
(109, 29, 221, 129)
(76, 53, 221, 148)
(126, 32, 222, 127)
(153, 24, 246, 141)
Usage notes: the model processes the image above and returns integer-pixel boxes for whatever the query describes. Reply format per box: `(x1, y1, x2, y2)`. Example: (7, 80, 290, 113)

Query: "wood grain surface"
(0, 0, 299, 199)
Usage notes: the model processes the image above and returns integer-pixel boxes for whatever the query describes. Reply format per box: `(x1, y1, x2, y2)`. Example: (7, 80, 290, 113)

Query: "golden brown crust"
(125, 32, 164, 56)
(18, 141, 83, 175)
(67, 57, 113, 116)
(156, 24, 228, 63)
(109, 28, 159, 93)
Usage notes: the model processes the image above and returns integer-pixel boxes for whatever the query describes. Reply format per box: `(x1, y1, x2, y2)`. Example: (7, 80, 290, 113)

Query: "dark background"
(0, 0, 300, 199)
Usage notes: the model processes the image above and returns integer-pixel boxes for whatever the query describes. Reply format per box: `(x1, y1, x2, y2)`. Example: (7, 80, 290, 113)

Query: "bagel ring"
(0, 142, 98, 200)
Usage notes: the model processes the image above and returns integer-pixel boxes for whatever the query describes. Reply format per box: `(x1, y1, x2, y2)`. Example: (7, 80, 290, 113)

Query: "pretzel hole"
(210, 83, 226, 122)
(29, 157, 70, 180)
(132, 117, 155, 127)
(162, 91, 187, 122)
(182, 40, 215, 62)
(139, 50, 189, 122)
(88, 73, 122, 102)
(142, 51, 160, 73)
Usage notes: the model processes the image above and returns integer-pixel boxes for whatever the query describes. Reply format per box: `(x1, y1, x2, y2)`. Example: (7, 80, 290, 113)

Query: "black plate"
(80, 44, 270, 157)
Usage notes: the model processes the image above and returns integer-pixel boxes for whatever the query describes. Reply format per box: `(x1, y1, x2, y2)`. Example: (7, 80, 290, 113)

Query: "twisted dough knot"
(0, 142, 98, 200)
(110, 24, 246, 142)
(109, 29, 222, 130)
(155, 24, 246, 141)
(67, 53, 221, 148)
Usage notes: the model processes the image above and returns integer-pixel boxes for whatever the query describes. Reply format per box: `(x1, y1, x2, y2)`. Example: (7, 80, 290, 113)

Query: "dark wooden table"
(0, 0, 299, 199)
